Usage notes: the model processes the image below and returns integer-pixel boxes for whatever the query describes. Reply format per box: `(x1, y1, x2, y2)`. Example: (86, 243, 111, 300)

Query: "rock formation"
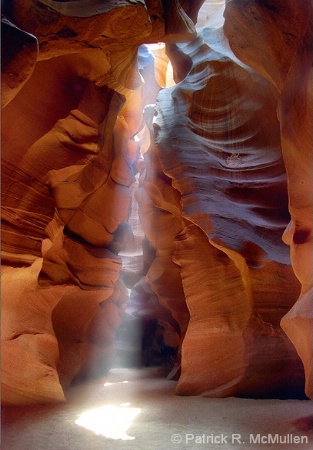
(224, 0, 312, 399)
(1, 0, 311, 404)
(1, 0, 197, 405)
(138, 26, 305, 397)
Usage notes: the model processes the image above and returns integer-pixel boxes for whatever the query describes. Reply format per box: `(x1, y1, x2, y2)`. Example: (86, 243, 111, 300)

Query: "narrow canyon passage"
(1, 1, 312, 449)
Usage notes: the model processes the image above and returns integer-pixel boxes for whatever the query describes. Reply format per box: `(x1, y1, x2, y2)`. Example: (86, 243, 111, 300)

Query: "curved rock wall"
(1, 0, 197, 405)
(224, 0, 312, 399)
(139, 28, 305, 397)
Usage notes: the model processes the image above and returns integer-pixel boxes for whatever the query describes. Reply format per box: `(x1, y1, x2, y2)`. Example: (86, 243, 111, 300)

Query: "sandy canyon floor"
(2, 368, 313, 450)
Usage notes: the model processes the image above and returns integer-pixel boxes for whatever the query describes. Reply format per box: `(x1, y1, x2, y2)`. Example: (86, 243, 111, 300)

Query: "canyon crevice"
(1, 0, 312, 404)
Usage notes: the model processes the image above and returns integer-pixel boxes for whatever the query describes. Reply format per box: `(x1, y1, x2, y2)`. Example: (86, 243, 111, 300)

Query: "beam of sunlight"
(103, 380, 129, 387)
(75, 403, 141, 440)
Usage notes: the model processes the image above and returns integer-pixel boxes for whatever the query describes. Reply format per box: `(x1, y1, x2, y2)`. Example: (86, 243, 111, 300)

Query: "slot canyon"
(1, 0, 312, 448)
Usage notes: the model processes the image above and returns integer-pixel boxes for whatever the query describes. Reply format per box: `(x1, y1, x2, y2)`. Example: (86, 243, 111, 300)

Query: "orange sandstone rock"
(224, 0, 312, 399)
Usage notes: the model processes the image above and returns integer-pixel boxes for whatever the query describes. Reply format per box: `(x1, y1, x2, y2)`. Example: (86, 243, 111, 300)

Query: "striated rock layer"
(138, 27, 305, 397)
(1, 0, 198, 404)
(224, 0, 312, 399)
